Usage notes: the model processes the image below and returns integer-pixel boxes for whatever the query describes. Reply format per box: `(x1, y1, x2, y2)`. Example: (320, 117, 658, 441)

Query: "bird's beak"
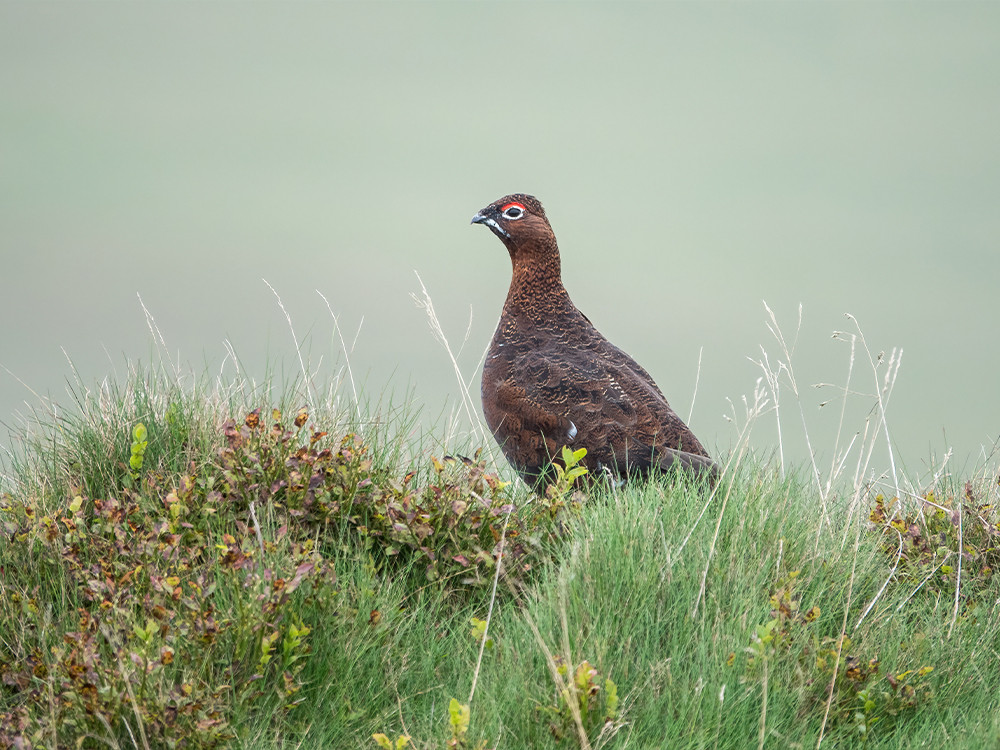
(471, 212, 510, 239)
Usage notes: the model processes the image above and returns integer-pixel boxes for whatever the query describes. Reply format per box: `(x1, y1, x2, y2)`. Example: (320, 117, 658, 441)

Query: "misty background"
(2, 2, 998, 483)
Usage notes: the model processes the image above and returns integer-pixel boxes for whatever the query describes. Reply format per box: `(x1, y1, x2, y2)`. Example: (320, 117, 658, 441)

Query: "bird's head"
(471, 194, 553, 255)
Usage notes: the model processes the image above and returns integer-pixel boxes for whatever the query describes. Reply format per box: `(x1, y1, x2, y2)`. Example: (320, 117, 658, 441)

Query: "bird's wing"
(517, 343, 710, 469)
(489, 351, 584, 448)
(506, 349, 641, 448)
(485, 332, 714, 480)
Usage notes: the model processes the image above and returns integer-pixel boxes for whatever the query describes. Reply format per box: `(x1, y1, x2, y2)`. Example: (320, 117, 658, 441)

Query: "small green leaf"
(604, 677, 619, 719)
(448, 698, 470, 738)
(470, 617, 487, 642)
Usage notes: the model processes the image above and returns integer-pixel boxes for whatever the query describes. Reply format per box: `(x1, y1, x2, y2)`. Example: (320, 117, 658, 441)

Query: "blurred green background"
(2, 2, 998, 479)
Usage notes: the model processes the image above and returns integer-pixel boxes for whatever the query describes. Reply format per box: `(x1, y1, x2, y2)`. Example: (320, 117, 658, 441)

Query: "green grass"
(2, 366, 999, 749)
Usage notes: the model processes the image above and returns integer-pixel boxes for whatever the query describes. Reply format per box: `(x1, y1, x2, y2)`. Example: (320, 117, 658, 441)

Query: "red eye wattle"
(500, 202, 526, 220)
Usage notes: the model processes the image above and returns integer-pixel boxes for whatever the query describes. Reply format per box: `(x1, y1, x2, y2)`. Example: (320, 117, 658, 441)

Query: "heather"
(1, 314, 998, 748)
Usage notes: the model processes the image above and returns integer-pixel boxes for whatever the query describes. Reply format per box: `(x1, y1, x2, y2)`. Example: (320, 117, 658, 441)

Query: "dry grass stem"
(263, 279, 318, 407)
(467, 509, 511, 705)
(757, 654, 768, 750)
(689, 382, 768, 618)
(817, 518, 865, 747)
(410, 271, 487, 447)
(317, 289, 362, 417)
(513, 580, 592, 750)
(686, 345, 704, 426)
(854, 526, 904, 631)
(948, 504, 964, 638)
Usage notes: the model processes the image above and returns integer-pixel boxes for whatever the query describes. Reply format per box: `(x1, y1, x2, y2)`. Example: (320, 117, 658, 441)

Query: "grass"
(1, 303, 999, 749)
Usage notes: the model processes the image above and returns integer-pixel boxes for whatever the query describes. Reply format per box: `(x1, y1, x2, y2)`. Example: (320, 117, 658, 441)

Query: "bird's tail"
(655, 447, 720, 484)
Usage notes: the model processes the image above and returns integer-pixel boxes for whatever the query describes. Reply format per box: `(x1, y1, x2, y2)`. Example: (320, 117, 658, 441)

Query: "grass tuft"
(1, 301, 999, 748)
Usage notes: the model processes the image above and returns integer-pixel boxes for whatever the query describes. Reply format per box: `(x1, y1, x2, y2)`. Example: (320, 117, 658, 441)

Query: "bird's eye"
(501, 203, 525, 220)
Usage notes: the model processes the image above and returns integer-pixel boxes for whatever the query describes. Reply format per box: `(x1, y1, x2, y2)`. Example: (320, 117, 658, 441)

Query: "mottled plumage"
(472, 193, 717, 487)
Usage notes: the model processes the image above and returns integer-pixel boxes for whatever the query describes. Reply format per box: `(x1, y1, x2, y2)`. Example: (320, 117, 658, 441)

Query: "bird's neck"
(504, 241, 572, 320)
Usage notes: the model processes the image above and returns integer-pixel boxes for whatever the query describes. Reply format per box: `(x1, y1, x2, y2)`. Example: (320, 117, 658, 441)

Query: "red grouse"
(472, 193, 718, 487)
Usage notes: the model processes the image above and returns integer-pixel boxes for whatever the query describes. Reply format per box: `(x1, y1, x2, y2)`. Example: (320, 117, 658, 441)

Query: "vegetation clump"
(0, 398, 551, 748)
(1, 372, 999, 748)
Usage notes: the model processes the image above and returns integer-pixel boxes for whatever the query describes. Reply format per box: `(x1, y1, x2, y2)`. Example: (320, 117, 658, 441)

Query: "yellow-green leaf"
(448, 698, 470, 737)
(470, 617, 487, 642)
(605, 677, 619, 718)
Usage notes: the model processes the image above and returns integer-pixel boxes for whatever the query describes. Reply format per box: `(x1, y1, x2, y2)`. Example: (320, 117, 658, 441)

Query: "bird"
(471, 193, 718, 488)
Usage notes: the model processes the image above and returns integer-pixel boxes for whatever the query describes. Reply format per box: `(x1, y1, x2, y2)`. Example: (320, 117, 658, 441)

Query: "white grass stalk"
(757, 654, 768, 750)
(948, 504, 964, 637)
(753, 348, 784, 476)
(410, 271, 487, 446)
(686, 345, 704, 426)
(515, 579, 592, 750)
(854, 527, 903, 631)
(821, 332, 857, 500)
(467, 510, 511, 705)
(847, 313, 902, 500)
(558, 547, 593, 750)
(263, 279, 319, 408)
(688, 381, 771, 619)
(897, 551, 953, 613)
(137, 293, 181, 384)
(755, 302, 827, 527)
(317, 290, 361, 418)
(817, 519, 865, 747)
(0, 363, 56, 426)
(676, 377, 770, 565)
(248, 500, 266, 559)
